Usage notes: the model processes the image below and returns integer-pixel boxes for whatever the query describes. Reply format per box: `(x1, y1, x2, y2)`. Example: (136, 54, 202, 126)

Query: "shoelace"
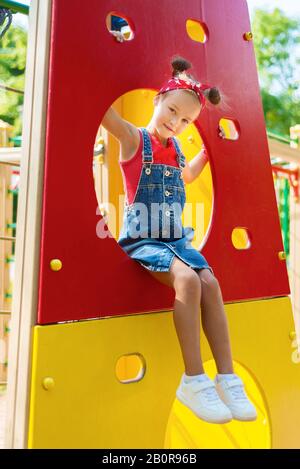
(192, 382, 222, 403)
(228, 384, 248, 401)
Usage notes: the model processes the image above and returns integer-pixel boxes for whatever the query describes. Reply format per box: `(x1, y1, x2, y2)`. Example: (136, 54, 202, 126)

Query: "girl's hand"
(110, 30, 125, 42)
(218, 125, 226, 139)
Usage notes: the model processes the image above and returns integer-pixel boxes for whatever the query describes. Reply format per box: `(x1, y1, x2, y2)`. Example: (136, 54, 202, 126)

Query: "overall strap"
(140, 128, 153, 175)
(172, 137, 186, 169)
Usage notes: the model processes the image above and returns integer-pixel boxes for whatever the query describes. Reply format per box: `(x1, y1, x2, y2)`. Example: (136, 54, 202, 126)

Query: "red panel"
(38, 0, 290, 324)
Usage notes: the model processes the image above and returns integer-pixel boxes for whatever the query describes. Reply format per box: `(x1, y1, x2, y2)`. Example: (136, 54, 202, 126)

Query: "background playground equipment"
(268, 125, 300, 341)
(0, 0, 299, 449)
(0, 120, 19, 387)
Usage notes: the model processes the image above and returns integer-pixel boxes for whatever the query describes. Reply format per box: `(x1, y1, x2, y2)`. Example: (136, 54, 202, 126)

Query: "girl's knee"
(199, 269, 220, 292)
(174, 268, 201, 295)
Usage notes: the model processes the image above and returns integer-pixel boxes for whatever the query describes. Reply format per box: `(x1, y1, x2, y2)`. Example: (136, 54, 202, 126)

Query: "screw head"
(50, 259, 62, 271)
(244, 32, 253, 41)
(278, 251, 286, 260)
(42, 377, 55, 391)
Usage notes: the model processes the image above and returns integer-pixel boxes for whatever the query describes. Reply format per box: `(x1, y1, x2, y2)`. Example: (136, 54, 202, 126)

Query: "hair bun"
(171, 55, 192, 77)
(170, 56, 222, 106)
(204, 87, 221, 105)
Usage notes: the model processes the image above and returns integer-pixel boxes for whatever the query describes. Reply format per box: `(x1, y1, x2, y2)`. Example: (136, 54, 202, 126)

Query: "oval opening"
(219, 118, 240, 140)
(186, 19, 208, 43)
(94, 89, 213, 250)
(231, 227, 251, 250)
(115, 353, 146, 383)
(106, 12, 134, 41)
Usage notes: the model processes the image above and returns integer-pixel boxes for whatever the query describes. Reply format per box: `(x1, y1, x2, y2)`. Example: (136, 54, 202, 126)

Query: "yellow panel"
(28, 311, 183, 449)
(29, 297, 300, 449)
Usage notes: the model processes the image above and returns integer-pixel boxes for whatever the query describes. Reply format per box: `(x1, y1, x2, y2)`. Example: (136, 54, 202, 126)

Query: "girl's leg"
(148, 257, 204, 376)
(197, 269, 234, 374)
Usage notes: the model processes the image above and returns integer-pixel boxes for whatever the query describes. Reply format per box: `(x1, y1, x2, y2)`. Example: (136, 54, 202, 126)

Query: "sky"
(247, 0, 300, 20)
(10, 0, 300, 30)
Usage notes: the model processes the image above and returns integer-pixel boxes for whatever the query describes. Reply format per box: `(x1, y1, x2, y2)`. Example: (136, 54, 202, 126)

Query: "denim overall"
(118, 127, 213, 274)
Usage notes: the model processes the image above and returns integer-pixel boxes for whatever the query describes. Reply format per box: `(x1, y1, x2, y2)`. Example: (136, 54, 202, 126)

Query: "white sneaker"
(215, 374, 257, 421)
(176, 374, 232, 424)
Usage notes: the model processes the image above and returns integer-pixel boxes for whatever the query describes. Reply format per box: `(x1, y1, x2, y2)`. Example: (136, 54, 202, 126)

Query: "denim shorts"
(118, 227, 214, 275)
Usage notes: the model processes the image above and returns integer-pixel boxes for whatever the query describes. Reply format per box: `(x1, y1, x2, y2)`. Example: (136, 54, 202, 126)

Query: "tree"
(0, 23, 27, 137)
(252, 8, 300, 137)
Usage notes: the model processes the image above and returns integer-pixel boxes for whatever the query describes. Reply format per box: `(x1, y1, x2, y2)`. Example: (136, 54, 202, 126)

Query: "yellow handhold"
(123, 30, 131, 40)
(42, 377, 55, 391)
(99, 206, 107, 217)
(96, 136, 104, 146)
(94, 154, 104, 164)
(244, 32, 253, 41)
(50, 259, 62, 271)
(278, 251, 286, 260)
(289, 331, 297, 340)
(187, 136, 195, 144)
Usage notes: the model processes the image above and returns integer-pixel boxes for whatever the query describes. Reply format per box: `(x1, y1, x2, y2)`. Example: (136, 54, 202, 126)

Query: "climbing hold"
(94, 154, 104, 164)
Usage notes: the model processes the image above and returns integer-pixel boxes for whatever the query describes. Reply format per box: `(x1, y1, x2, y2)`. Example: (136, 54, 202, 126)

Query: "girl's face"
(152, 90, 201, 139)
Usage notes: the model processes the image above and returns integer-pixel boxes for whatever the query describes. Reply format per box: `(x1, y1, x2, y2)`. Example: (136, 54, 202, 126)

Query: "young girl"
(102, 53, 257, 424)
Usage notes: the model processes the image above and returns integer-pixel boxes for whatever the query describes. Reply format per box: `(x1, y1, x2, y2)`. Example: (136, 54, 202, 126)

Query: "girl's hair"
(171, 55, 221, 106)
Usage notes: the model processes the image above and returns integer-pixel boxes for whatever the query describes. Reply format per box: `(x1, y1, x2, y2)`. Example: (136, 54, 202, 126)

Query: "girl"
(102, 53, 257, 424)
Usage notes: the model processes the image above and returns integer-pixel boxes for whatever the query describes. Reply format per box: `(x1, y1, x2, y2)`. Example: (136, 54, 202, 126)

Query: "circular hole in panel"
(231, 227, 251, 250)
(115, 353, 146, 383)
(106, 12, 134, 41)
(219, 118, 240, 140)
(186, 19, 208, 43)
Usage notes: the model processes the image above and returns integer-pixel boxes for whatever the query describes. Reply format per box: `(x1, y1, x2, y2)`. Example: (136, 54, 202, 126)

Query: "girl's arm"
(101, 107, 132, 142)
(182, 126, 226, 184)
(182, 146, 209, 184)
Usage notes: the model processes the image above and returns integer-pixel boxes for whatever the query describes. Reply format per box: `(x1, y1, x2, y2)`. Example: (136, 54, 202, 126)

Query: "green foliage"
(0, 23, 27, 137)
(252, 8, 300, 137)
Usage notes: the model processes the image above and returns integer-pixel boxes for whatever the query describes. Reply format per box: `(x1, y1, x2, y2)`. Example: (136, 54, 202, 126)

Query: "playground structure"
(0, 120, 19, 388)
(0, 0, 300, 449)
(269, 127, 300, 336)
(0, 122, 12, 387)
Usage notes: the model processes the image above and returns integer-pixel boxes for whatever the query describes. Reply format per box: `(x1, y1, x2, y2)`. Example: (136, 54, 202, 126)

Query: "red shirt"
(119, 128, 180, 205)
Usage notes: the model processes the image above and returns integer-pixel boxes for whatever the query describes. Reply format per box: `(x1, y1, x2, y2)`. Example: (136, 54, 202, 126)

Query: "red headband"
(157, 74, 212, 108)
